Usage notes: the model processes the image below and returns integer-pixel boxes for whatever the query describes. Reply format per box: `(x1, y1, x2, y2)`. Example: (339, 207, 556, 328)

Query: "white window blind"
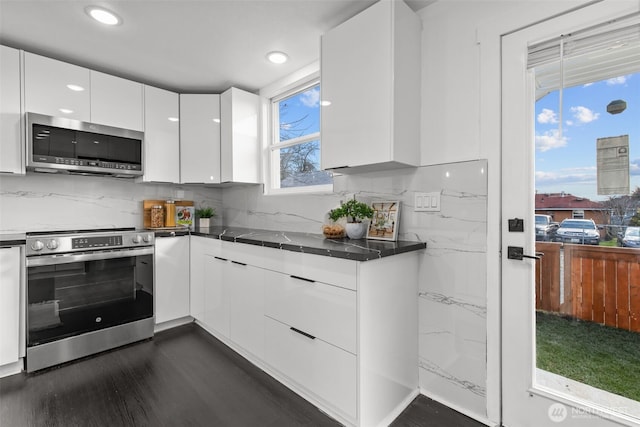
(528, 12, 640, 99)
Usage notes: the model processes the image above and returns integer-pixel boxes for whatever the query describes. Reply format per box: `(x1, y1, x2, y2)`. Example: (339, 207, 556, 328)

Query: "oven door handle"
(26, 247, 154, 267)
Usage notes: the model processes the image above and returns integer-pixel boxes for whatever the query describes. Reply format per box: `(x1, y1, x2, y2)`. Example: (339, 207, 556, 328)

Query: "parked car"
(535, 214, 558, 241)
(619, 226, 640, 248)
(554, 219, 600, 245)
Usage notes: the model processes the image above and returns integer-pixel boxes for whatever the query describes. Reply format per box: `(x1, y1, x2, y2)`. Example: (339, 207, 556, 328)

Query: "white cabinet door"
(320, 0, 421, 173)
(264, 316, 357, 420)
(90, 71, 143, 131)
(203, 254, 229, 336)
(0, 46, 23, 174)
(24, 52, 91, 121)
(0, 247, 21, 366)
(189, 236, 208, 322)
(179, 94, 221, 184)
(227, 260, 265, 358)
(143, 85, 180, 183)
(155, 236, 190, 324)
(220, 87, 261, 184)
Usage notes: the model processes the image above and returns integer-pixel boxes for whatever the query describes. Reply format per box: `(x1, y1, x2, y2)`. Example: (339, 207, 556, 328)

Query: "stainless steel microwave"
(26, 112, 144, 178)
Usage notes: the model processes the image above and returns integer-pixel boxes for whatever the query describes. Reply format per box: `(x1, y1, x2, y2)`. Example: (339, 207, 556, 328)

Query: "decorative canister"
(151, 205, 164, 228)
(165, 200, 176, 227)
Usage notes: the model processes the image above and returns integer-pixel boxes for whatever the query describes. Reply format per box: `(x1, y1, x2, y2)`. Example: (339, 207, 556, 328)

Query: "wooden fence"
(535, 242, 640, 333)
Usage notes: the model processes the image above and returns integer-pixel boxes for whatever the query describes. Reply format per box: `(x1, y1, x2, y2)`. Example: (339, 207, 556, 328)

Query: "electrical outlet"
(414, 192, 441, 212)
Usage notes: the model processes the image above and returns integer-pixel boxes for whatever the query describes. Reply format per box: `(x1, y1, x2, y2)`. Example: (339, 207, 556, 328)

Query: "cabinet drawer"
(264, 272, 356, 354)
(220, 241, 357, 291)
(264, 316, 356, 420)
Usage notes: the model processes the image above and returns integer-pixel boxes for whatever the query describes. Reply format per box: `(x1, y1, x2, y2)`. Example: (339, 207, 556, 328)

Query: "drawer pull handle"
(214, 256, 228, 262)
(290, 275, 315, 283)
(231, 260, 247, 266)
(290, 327, 316, 340)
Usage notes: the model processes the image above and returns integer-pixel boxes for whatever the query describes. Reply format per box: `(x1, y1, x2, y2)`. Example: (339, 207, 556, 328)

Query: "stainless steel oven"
(25, 228, 155, 372)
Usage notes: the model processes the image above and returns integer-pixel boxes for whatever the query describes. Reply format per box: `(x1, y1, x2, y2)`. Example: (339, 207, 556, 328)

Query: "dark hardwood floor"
(0, 323, 485, 427)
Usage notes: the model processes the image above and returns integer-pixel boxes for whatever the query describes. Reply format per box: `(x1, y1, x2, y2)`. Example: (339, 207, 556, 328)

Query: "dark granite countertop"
(191, 226, 426, 261)
(0, 233, 26, 246)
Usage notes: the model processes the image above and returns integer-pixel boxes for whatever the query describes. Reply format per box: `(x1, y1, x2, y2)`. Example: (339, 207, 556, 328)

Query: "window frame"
(264, 77, 332, 195)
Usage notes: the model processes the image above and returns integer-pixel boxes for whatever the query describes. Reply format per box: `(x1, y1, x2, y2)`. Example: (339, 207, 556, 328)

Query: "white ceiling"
(0, 0, 433, 94)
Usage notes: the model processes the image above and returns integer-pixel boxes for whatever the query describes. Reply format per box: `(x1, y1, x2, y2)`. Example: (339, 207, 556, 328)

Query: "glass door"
(502, 1, 640, 426)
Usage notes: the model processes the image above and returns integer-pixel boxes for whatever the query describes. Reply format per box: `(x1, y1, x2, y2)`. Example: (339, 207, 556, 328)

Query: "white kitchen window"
(267, 80, 332, 194)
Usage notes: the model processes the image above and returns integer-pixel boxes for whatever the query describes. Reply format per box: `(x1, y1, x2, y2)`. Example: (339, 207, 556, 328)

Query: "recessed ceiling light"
(266, 51, 288, 64)
(59, 108, 74, 114)
(320, 100, 332, 106)
(67, 84, 85, 91)
(168, 117, 179, 122)
(212, 118, 221, 123)
(85, 6, 121, 26)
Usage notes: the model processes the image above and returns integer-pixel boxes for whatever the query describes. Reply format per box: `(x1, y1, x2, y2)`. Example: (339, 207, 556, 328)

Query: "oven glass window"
(27, 254, 153, 347)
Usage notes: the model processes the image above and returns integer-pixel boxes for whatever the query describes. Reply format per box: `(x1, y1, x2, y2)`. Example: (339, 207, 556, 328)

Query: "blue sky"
(278, 84, 320, 140)
(535, 72, 639, 201)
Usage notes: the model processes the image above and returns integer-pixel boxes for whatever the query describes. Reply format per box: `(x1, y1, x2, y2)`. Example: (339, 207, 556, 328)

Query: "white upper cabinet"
(0, 46, 24, 174)
(143, 85, 180, 183)
(321, 0, 422, 173)
(24, 52, 91, 122)
(90, 71, 143, 131)
(220, 87, 261, 184)
(179, 94, 221, 184)
(23, 52, 144, 131)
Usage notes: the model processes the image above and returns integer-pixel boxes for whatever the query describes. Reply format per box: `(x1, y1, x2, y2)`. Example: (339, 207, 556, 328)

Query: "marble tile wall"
(223, 159, 489, 419)
(2, 161, 488, 420)
(0, 173, 222, 232)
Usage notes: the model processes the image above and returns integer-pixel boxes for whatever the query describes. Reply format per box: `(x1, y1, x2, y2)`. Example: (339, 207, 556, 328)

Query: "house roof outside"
(535, 192, 607, 211)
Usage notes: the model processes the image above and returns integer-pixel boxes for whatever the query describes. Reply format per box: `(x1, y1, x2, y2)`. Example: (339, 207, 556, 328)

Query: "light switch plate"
(414, 191, 441, 212)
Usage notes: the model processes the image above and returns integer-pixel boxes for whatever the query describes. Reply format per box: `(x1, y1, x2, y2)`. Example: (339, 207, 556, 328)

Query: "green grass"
(599, 239, 619, 247)
(536, 311, 640, 401)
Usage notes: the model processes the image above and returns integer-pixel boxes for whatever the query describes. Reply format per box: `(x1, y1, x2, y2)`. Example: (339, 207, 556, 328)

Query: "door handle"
(507, 246, 543, 260)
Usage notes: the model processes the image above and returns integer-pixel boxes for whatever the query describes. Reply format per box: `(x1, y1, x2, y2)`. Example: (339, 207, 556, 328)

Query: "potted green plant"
(328, 197, 374, 239)
(195, 206, 215, 228)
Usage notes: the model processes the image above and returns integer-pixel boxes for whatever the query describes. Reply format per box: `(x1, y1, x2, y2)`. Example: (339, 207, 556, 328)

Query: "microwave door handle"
(26, 247, 154, 267)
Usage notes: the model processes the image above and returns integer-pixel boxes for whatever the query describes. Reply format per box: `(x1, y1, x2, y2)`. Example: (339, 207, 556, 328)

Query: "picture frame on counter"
(367, 201, 400, 241)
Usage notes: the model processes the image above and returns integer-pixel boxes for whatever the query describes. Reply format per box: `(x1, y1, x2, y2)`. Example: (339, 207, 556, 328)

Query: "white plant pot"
(199, 218, 211, 228)
(345, 222, 367, 239)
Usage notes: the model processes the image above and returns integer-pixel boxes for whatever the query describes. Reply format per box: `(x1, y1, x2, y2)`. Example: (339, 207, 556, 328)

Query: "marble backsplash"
(0, 173, 222, 232)
(223, 159, 489, 419)
(2, 160, 489, 421)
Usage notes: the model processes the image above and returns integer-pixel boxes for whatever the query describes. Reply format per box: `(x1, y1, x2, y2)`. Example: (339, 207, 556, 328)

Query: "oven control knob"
(132, 235, 142, 244)
(143, 233, 154, 243)
(46, 240, 59, 250)
(31, 240, 44, 251)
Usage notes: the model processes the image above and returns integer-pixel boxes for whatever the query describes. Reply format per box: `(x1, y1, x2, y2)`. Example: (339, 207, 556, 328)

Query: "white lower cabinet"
(264, 272, 356, 354)
(203, 254, 229, 336)
(155, 236, 190, 324)
(190, 235, 420, 427)
(0, 246, 21, 368)
(227, 260, 264, 359)
(264, 316, 357, 419)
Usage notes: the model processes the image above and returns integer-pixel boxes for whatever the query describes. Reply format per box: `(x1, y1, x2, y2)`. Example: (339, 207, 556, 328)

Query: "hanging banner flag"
(597, 135, 629, 195)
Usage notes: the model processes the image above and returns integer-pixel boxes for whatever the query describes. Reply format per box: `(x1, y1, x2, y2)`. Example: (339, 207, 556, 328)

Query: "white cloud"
(570, 106, 599, 124)
(535, 129, 567, 152)
(537, 108, 558, 124)
(565, 120, 574, 126)
(535, 167, 596, 185)
(607, 75, 628, 85)
(300, 87, 320, 108)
